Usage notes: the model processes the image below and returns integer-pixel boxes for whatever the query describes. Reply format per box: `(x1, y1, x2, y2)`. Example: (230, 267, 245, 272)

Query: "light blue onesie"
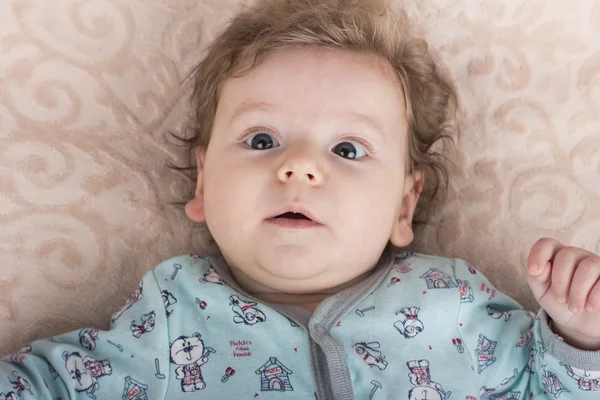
(1, 249, 599, 399)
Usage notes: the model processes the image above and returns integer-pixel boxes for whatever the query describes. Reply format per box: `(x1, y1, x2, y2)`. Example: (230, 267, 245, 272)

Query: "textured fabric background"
(0, 0, 599, 356)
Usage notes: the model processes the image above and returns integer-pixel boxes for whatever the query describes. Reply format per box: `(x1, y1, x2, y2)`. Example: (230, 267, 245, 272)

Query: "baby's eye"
(332, 141, 367, 160)
(245, 133, 280, 150)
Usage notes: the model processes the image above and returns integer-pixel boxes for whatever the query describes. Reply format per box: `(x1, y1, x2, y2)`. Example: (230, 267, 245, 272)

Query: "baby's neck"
(256, 293, 327, 313)
(230, 268, 373, 312)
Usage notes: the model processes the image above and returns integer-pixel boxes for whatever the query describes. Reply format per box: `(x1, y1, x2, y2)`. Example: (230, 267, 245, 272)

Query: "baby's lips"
(267, 203, 324, 225)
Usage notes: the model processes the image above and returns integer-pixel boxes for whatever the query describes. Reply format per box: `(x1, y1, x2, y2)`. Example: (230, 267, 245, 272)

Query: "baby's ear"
(185, 146, 207, 223)
(389, 170, 424, 248)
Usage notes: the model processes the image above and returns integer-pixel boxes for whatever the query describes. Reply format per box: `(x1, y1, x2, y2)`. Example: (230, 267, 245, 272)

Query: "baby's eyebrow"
(343, 112, 385, 138)
(229, 100, 385, 138)
(229, 101, 277, 125)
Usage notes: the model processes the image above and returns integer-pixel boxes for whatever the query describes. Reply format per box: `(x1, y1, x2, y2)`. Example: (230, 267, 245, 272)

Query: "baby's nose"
(277, 144, 324, 187)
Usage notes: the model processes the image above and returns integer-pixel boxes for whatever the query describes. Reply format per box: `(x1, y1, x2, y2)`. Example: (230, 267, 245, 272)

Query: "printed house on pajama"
(420, 268, 457, 289)
(255, 357, 294, 392)
(122, 376, 148, 400)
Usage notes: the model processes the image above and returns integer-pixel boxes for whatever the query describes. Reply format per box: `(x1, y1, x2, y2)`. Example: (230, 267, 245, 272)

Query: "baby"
(1, 0, 600, 399)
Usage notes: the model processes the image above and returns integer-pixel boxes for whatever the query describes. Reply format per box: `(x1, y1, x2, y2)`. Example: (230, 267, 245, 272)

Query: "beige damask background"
(0, 0, 599, 356)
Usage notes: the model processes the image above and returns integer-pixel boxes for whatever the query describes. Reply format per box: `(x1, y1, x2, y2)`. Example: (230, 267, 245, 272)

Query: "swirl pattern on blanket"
(0, 0, 599, 355)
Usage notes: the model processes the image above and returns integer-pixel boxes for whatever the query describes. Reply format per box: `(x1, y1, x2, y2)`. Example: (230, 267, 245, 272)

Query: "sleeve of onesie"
(453, 258, 600, 399)
(0, 269, 170, 400)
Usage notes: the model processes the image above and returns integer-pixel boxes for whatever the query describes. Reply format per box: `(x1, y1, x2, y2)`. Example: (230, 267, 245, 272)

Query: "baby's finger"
(527, 237, 563, 275)
(551, 247, 591, 304)
(585, 278, 600, 313)
(526, 260, 553, 302)
(567, 256, 600, 313)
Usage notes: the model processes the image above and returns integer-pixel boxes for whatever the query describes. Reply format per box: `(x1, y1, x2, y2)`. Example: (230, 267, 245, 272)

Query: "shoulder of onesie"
(393, 251, 457, 272)
(152, 253, 214, 283)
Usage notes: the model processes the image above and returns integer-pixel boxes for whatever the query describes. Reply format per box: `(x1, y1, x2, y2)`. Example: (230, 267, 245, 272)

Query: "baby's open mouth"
(267, 206, 323, 228)
(274, 212, 312, 221)
(267, 209, 322, 229)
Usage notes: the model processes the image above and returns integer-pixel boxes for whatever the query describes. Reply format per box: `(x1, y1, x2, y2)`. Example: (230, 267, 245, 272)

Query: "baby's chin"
(259, 249, 332, 280)
(246, 251, 349, 292)
(222, 240, 381, 294)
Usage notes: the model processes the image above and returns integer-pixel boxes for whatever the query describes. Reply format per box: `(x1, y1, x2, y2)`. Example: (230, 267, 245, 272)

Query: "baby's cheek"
(204, 183, 256, 247)
(353, 192, 396, 231)
(204, 181, 240, 222)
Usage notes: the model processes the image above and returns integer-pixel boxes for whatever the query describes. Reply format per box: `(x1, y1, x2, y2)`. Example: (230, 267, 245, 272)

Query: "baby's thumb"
(526, 261, 553, 301)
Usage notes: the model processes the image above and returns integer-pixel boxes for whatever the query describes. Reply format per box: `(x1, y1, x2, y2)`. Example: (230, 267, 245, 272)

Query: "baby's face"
(193, 48, 418, 295)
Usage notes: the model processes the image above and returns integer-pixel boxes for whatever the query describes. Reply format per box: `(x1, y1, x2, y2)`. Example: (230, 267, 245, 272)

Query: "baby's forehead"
(223, 48, 403, 98)
(216, 48, 407, 133)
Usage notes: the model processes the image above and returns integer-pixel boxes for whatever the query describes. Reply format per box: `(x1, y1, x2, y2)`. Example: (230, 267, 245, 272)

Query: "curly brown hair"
(169, 0, 458, 226)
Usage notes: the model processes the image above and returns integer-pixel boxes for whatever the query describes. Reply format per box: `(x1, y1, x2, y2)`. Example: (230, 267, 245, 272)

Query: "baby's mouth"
(274, 212, 312, 221)
(267, 210, 323, 229)
(266, 205, 324, 229)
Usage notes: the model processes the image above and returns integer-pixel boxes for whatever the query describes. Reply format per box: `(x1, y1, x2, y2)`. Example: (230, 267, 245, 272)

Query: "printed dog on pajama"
(394, 307, 424, 339)
(353, 342, 388, 370)
(130, 311, 156, 338)
(229, 295, 267, 325)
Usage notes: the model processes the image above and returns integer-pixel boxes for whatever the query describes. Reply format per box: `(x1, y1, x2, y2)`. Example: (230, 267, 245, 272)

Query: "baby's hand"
(527, 238, 600, 350)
